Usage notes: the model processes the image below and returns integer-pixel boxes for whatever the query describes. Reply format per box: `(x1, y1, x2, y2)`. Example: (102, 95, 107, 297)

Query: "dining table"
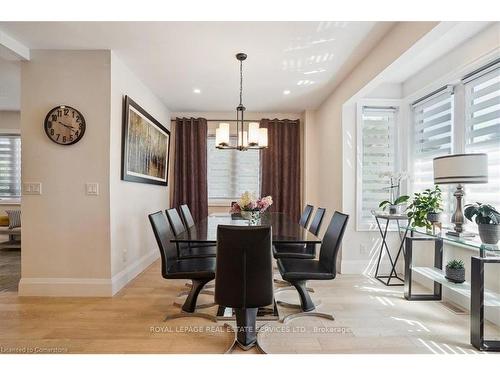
(169, 211, 322, 320)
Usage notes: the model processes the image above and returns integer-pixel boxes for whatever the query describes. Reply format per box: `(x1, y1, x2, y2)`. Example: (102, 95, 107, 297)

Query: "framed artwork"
(121, 96, 170, 186)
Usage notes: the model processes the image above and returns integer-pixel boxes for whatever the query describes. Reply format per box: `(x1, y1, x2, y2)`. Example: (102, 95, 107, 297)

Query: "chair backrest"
(166, 208, 186, 236)
(299, 204, 314, 227)
(308, 207, 326, 236)
(318, 211, 349, 276)
(148, 211, 177, 277)
(214, 225, 273, 309)
(179, 204, 195, 228)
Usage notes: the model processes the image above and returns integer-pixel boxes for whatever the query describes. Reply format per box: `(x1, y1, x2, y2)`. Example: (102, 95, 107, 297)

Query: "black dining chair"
(215, 225, 274, 353)
(166, 208, 216, 259)
(299, 204, 314, 228)
(148, 211, 216, 321)
(273, 207, 326, 260)
(179, 204, 196, 228)
(276, 211, 349, 323)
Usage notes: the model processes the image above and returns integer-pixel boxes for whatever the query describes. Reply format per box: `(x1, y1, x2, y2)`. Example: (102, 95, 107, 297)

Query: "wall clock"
(44, 105, 86, 145)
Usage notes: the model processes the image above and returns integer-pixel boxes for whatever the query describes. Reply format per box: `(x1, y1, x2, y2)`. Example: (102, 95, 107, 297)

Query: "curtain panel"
(171, 117, 208, 222)
(260, 118, 301, 221)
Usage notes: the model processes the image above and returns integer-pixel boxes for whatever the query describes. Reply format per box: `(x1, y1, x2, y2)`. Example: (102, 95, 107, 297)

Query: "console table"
(372, 212, 409, 286)
(402, 226, 500, 352)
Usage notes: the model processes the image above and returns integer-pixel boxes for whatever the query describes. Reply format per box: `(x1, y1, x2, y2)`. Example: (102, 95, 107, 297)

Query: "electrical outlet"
(360, 244, 369, 255)
(122, 248, 128, 263)
(23, 182, 42, 195)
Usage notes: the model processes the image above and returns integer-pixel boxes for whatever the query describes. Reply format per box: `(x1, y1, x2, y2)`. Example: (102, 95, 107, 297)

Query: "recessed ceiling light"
(283, 90, 291, 95)
(193, 88, 201, 94)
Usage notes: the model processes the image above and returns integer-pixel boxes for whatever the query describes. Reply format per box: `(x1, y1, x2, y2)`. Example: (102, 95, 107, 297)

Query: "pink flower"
(230, 203, 241, 213)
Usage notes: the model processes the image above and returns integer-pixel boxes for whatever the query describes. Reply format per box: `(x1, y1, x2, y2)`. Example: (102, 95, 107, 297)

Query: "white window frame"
(356, 99, 403, 231)
(403, 52, 500, 234)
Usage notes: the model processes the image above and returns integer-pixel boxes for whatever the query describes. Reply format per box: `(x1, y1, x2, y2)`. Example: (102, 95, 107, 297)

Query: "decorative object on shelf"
(44, 105, 86, 145)
(445, 259, 465, 284)
(121, 96, 170, 186)
(231, 192, 273, 225)
(406, 185, 443, 232)
(433, 153, 488, 236)
(215, 53, 268, 151)
(378, 172, 409, 214)
(464, 202, 500, 245)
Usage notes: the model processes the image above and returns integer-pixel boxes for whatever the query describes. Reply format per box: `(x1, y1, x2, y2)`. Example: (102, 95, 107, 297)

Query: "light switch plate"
(86, 183, 99, 196)
(23, 182, 42, 195)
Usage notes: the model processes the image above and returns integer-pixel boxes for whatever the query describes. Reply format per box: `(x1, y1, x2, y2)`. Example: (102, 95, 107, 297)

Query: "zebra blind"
(207, 136, 260, 200)
(464, 66, 500, 211)
(412, 88, 454, 219)
(359, 107, 397, 227)
(0, 134, 21, 198)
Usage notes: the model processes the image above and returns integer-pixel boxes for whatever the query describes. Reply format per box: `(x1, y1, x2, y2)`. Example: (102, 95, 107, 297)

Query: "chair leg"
(182, 278, 212, 313)
(291, 280, 315, 312)
(223, 313, 268, 354)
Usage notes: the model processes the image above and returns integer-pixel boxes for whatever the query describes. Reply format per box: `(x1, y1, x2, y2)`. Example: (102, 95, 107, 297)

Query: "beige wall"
(19, 50, 112, 295)
(305, 22, 439, 272)
(19, 50, 171, 296)
(109, 52, 170, 293)
(0, 110, 20, 131)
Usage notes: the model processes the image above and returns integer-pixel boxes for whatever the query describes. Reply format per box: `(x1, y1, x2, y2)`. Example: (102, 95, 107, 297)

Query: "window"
(464, 65, 500, 211)
(0, 134, 21, 198)
(358, 106, 397, 229)
(207, 136, 260, 202)
(412, 87, 454, 192)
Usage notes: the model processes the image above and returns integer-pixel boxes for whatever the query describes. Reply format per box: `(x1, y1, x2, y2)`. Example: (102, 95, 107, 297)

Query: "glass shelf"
(401, 225, 499, 257)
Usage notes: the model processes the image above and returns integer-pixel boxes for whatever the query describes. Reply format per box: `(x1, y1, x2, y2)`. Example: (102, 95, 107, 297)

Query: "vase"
(389, 205, 400, 215)
(445, 266, 465, 284)
(241, 211, 261, 225)
(478, 223, 500, 245)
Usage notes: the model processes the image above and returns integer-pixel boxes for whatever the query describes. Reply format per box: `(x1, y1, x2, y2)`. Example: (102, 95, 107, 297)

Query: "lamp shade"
(433, 153, 488, 184)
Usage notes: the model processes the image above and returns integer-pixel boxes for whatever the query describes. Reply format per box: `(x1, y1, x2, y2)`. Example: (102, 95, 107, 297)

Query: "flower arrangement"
(231, 191, 273, 213)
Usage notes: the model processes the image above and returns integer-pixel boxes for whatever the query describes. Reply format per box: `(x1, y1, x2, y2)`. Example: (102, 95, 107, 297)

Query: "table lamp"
(433, 153, 488, 236)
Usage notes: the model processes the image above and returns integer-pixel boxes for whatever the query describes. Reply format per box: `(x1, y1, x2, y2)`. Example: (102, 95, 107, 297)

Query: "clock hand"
(58, 121, 76, 132)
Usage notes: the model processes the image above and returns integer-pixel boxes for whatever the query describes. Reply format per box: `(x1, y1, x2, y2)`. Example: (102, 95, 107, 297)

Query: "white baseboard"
(111, 250, 159, 295)
(18, 251, 159, 297)
(18, 277, 112, 297)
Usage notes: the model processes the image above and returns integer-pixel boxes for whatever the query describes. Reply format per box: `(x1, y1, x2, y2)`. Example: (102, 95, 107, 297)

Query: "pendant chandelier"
(215, 53, 268, 151)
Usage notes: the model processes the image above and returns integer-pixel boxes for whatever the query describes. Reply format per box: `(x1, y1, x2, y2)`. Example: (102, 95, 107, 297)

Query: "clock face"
(44, 105, 86, 145)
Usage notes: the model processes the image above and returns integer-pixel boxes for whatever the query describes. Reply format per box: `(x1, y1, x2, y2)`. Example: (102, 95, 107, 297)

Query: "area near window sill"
(0, 199, 21, 205)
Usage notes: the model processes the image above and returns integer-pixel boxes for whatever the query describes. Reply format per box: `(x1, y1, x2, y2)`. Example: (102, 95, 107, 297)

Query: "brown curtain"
(260, 118, 301, 220)
(171, 117, 208, 222)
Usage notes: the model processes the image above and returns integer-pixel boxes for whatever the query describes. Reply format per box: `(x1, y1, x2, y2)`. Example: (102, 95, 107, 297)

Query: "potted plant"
(406, 185, 443, 231)
(379, 195, 410, 215)
(464, 202, 500, 245)
(445, 259, 465, 284)
(378, 171, 409, 214)
(231, 191, 273, 225)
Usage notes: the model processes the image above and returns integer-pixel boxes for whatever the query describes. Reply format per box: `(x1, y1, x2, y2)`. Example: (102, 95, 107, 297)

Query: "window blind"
(207, 136, 260, 200)
(464, 66, 500, 211)
(0, 134, 21, 198)
(412, 88, 454, 218)
(412, 88, 453, 189)
(359, 106, 397, 226)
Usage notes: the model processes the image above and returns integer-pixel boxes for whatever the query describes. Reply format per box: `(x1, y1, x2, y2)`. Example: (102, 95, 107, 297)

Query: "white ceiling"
(0, 21, 389, 112)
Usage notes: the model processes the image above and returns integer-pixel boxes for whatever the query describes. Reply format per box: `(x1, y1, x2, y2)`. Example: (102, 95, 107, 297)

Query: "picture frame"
(121, 96, 171, 186)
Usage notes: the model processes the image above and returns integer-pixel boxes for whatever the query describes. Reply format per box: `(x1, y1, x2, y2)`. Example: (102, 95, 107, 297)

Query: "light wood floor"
(0, 259, 498, 354)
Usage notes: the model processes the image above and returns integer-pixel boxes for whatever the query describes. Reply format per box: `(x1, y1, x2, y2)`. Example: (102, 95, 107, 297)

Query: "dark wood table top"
(170, 212, 322, 244)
